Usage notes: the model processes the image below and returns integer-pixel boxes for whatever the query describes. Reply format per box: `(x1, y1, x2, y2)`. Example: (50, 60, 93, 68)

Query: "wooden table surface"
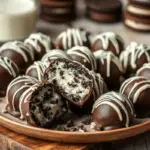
(1, 0, 150, 149)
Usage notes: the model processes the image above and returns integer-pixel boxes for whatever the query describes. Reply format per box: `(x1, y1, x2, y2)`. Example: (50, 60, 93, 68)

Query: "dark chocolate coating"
(67, 46, 97, 71)
(56, 28, 91, 51)
(92, 92, 134, 131)
(0, 41, 34, 73)
(5, 76, 38, 118)
(94, 50, 124, 90)
(0, 57, 19, 96)
(24, 33, 55, 60)
(92, 32, 124, 57)
(44, 58, 93, 107)
(26, 61, 47, 82)
(120, 42, 150, 78)
(120, 76, 150, 118)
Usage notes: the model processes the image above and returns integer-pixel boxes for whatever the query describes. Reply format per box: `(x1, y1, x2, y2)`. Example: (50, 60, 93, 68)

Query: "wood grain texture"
(0, 126, 91, 150)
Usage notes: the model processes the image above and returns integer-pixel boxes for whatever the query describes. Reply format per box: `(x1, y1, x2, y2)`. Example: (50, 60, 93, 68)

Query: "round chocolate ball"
(92, 32, 124, 57)
(120, 42, 150, 78)
(0, 41, 34, 73)
(0, 57, 19, 96)
(136, 63, 150, 80)
(24, 33, 55, 60)
(41, 49, 70, 66)
(67, 46, 97, 71)
(26, 61, 47, 82)
(5, 76, 39, 118)
(92, 92, 134, 131)
(120, 76, 150, 117)
(56, 28, 91, 50)
(94, 50, 124, 90)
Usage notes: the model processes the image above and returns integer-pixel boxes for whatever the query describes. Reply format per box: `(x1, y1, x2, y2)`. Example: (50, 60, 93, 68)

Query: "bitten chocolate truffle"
(120, 76, 150, 117)
(5, 76, 39, 118)
(67, 46, 97, 71)
(69, 72, 108, 114)
(24, 33, 54, 60)
(92, 92, 134, 131)
(0, 41, 34, 73)
(120, 42, 150, 77)
(21, 83, 68, 128)
(92, 32, 124, 57)
(26, 61, 47, 82)
(0, 57, 19, 96)
(56, 28, 91, 50)
(94, 50, 124, 90)
(44, 58, 93, 107)
(136, 63, 150, 80)
(41, 49, 70, 66)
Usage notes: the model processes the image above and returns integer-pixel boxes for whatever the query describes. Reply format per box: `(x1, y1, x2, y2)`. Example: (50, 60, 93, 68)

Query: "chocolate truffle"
(20, 83, 68, 128)
(41, 49, 70, 66)
(5, 76, 39, 118)
(92, 92, 134, 131)
(136, 63, 150, 80)
(120, 76, 150, 117)
(0, 41, 34, 73)
(24, 33, 54, 60)
(26, 61, 47, 82)
(44, 58, 93, 107)
(94, 50, 124, 90)
(69, 72, 108, 114)
(120, 42, 150, 77)
(67, 46, 97, 71)
(56, 28, 91, 50)
(92, 32, 124, 57)
(0, 57, 19, 96)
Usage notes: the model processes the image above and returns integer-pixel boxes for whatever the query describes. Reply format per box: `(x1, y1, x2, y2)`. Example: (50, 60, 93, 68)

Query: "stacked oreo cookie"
(124, 0, 150, 31)
(86, 0, 122, 23)
(40, 0, 76, 23)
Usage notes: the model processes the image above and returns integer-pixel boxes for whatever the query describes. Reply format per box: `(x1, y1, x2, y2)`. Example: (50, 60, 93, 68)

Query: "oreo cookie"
(124, 0, 150, 31)
(40, 0, 76, 23)
(86, 0, 122, 23)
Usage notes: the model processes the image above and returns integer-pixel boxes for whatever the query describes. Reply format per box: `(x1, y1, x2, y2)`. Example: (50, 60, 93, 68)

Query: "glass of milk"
(0, 0, 39, 42)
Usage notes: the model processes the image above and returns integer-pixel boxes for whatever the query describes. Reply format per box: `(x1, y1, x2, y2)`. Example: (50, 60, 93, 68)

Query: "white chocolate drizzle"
(92, 32, 124, 55)
(92, 92, 134, 127)
(56, 28, 88, 50)
(25, 33, 52, 53)
(0, 57, 19, 77)
(67, 46, 97, 71)
(6, 76, 38, 112)
(120, 76, 150, 104)
(41, 49, 69, 65)
(0, 41, 34, 62)
(94, 50, 124, 77)
(136, 63, 150, 76)
(120, 42, 150, 71)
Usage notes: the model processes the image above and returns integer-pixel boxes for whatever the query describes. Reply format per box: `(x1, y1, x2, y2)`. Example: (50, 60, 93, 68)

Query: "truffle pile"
(2, 28, 150, 132)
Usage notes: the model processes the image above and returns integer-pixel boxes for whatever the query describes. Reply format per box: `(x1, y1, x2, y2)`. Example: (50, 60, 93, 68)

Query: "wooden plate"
(1, 99, 150, 143)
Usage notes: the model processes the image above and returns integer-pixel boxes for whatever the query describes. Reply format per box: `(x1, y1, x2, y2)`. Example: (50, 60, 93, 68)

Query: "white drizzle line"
(56, 28, 88, 50)
(92, 32, 124, 55)
(120, 76, 150, 104)
(25, 33, 51, 53)
(41, 49, 69, 63)
(0, 41, 34, 62)
(120, 42, 150, 70)
(0, 57, 18, 77)
(136, 63, 150, 76)
(92, 92, 133, 127)
(67, 46, 97, 71)
(94, 50, 124, 77)
(26, 61, 46, 82)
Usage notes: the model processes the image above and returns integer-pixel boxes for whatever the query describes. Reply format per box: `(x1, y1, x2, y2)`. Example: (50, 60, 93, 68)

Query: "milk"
(0, 0, 38, 42)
